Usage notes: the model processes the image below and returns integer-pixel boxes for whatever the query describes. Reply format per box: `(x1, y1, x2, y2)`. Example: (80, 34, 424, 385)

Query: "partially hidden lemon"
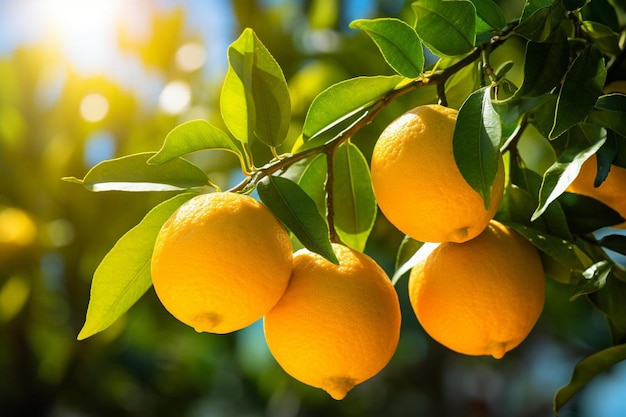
(371, 104, 505, 243)
(264, 244, 401, 400)
(408, 220, 545, 359)
(566, 157, 626, 229)
(151, 192, 293, 334)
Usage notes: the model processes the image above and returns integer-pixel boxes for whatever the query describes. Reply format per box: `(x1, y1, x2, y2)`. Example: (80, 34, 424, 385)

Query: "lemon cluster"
(370, 104, 546, 359)
(150, 192, 401, 400)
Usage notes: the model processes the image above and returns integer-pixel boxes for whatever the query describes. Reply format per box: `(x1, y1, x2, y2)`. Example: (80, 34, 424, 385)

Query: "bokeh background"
(1, 1, 626, 416)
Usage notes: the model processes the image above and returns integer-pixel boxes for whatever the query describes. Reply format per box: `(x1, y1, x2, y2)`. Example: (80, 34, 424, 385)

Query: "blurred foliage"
(1, 1, 624, 416)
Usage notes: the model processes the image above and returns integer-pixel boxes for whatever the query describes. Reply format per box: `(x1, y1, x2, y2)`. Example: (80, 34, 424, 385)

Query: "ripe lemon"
(408, 220, 545, 359)
(566, 157, 626, 228)
(151, 192, 293, 334)
(370, 104, 505, 243)
(264, 244, 401, 400)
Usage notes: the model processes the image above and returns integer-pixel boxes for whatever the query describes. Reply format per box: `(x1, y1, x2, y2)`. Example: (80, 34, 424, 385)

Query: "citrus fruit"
(264, 244, 401, 400)
(370, 104, 505, 243)
(566, 157, 626, 228)
(408, 220, 545, 359)
(151, 192, 293, 334)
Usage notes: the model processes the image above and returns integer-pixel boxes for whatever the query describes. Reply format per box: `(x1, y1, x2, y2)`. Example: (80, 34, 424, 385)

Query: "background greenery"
(1, 0, 625, 416)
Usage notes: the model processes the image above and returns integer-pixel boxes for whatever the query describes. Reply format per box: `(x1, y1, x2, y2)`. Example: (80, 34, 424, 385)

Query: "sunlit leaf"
(257, 175, 338, 264)
(148, 119, 245, 168)
(532, 124, 606, 221)
(570, 260, 611, 300)
(350, 18, 424, 78)
(469, 0, 506, 30)
(550, 46, 607, 139)
(589, 93, 626, 138)
(391, 241, 439, 285)
(302, 75, 403, 140)
(454, 87, 502, 209)
(581, 20, 620, 56)
(514, 29, 569, 98)
(554, 343, 626, 414)
(412, 0, 476, 56)
(516, 0, 567, 42)
(77, 193, 197, 340)
(332, 142, 377, 252)
(221, 28, 291, 147)
(63, 152, 210, 192)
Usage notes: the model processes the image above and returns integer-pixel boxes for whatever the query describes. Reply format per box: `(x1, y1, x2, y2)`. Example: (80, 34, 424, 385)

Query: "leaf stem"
(324, 146, 339, 244)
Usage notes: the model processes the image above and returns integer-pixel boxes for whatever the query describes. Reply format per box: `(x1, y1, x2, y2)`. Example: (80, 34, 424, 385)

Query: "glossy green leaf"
(77, 193, 197, 340)
(515, 0, 567, 42)
(350, 18, 424, 78)
(554, 343, 626, 414)
(412, 0, 476, 57)
(520, 0, 553, 20)
(63, 152, 210, 192)
(550, 46, 607, 139)
(332, 142, 377, 252)
(282, 154, 328, 216)
(558, 192, 625, 233)
(532, 124, 606, 221)
(257, 175, 338, 264)
(589, 93, 626, 138)
(508, 223, 585, 271)
(148, 119, 245, 167)
(581, 21, 620, 56)
(514, 29, 569, 98)
(570, 260, 611, 300)
(469, 0, 506, 30)
(302, 75, 402, 139)
(454, 87, 502, 209)
(220, 28, 291, 147)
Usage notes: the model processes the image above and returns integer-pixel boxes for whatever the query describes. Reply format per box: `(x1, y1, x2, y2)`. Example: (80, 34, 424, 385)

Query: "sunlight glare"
(37, 0, 126, 73)
(80, 94, 109, 122)
(159, 81, 192, 115)
(176, 42, 207, 72)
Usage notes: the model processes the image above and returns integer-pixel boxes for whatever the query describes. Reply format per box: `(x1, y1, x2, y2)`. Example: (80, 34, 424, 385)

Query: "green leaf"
(581, 21, 620, 56)
(570, 260, 611, 300)
(454, 87, 502, 209)
(550, 46, 607, 139)
(391, 241, 439, 285)
(257, 175, 338, 264)
(412, 0, 476, 56)
(332, 142, 377, 252)
(598, 234, 626, 256)
(532, 124, 606, 221)
(350, 18, 424, 78)
(508, 223, 585, 271)
(558, 192, 625, 233)
(220, 28, 291, 147)
(514, 29, 570, 98)
(553, 343, 626, 414)
(469, 0, 506, 30)
(588, 274, 626, 344)
(148, 119, 246, 168)
(515, 0, 567, 42)
(520, 0, 554, 20)
(63, 152, 210, 192)
(282, 154, 328, 216)
(589, 93, 626, 138)
(302, 75, 403, 139)
(77, 193, 197, 340)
